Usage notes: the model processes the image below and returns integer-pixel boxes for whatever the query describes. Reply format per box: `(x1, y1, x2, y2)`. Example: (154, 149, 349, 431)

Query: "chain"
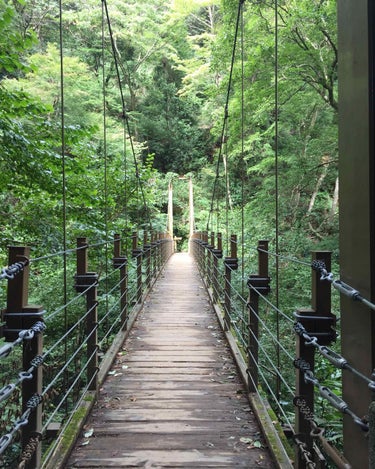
(0, 322, 46, 360)
(17, 433, 42, 468)
(293, 396, 325, 436)
(27, 394, 43, 409)
(293, 434, 316, 468)
(0, 259, 29, 281)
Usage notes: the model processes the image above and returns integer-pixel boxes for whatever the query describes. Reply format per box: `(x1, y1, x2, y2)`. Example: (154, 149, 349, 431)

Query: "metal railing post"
(294, 251, 335, 468)
(206, 232, 214, 286)
(247, 240, 270, 392)
(74, 238, 98, 392)
(223, 234, 238, 331)
(3, 246, 44, 469)
(212, 232, 223, 304)
(113, 234, 128, 330)
(143, 231, 151, 289)
(132, 232, 143, 303)
(201, 231, 208, 278)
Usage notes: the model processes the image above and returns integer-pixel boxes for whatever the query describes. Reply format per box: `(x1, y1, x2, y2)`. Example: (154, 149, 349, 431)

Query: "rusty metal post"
(247, 240, 270, 392)
(132, 232, 143, 303)
(2, 246, 44, 468)
(74, 238, 98, 391)
(113, 234, 128, 330)
(223, 235, 238, 331)
(212, 233, 223, 304)
(294, 251, 335, 468)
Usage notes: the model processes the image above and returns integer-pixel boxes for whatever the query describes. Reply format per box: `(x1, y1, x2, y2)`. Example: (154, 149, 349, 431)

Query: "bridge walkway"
(66, 252, 276, 468)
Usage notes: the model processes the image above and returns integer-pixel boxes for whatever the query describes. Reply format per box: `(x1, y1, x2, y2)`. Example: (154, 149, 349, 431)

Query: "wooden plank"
(66, 253, 276, 468)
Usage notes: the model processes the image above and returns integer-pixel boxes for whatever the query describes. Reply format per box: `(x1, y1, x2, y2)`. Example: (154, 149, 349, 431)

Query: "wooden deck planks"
(66, 253, 276, 468)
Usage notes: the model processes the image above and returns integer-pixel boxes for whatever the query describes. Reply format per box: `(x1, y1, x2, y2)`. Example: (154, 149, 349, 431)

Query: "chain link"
(293, 434, 316, 468)
(0, 259, 29, 281)
(27, 394, 43, 409)
(17, 433, 42, 468)
(0, 322, 46, 361)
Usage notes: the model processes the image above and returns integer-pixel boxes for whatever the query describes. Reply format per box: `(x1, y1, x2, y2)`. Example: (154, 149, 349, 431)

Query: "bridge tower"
(338, 1, 375, 466)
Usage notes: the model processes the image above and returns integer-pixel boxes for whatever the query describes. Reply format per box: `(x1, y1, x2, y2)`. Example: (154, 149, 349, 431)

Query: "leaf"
(240, 437, 253, 444)
(83, 428, 94, 438)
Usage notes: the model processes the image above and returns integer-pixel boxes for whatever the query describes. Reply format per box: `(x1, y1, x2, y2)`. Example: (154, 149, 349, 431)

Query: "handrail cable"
(248, 303, 295, 364)
(246, 328, 295, 396)
(294, 359, 369, 432)
(247, 349, 294, 430)
(294, 321, 375, 389)
(43, 301, 96, 362)
(44, 283, 92, 322)
(41, 364, 98, 462)
(42, 314, 98, 398)
(312, 260, 375, 311)
(42, 348, 98, 433)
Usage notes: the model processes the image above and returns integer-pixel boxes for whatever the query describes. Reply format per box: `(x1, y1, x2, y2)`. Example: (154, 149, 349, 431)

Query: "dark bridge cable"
(274, 0, 281, 403)
(207, 0, 245, 233)
(59, 0, 69, 413)
(102, 0, 152, 233)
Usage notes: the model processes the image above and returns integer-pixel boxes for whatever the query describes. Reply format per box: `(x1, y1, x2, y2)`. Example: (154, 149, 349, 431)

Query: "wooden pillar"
(75, 238, 98, 391)
(247, 240, 270, 392)
(294, 251, 334, 468)
(3, 246, 44, 468)
(132, 232, 143, 303)
(338, 1, 375, 465)
(223, 235, 238, 331)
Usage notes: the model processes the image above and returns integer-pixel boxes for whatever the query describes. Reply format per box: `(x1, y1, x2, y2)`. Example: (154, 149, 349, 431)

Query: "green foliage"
(0, 0, 343, 462)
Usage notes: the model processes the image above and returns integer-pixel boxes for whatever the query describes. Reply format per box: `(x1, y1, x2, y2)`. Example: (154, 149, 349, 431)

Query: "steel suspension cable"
(58, 0, 69, 412)
(274, 0, 281, 401)
(206, 0, 245, 233)
(102, 0, 152, 233)
(102, 0, 109, 330)
(240, 2, 246, 308)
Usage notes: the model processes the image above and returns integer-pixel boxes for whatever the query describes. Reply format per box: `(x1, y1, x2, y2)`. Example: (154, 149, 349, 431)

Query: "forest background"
(0, 0, 339, 448)
(0, 0, 338, 260)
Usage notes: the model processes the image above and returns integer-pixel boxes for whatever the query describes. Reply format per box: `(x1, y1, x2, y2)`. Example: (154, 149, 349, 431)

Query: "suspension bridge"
(1, 1, 375, 469)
